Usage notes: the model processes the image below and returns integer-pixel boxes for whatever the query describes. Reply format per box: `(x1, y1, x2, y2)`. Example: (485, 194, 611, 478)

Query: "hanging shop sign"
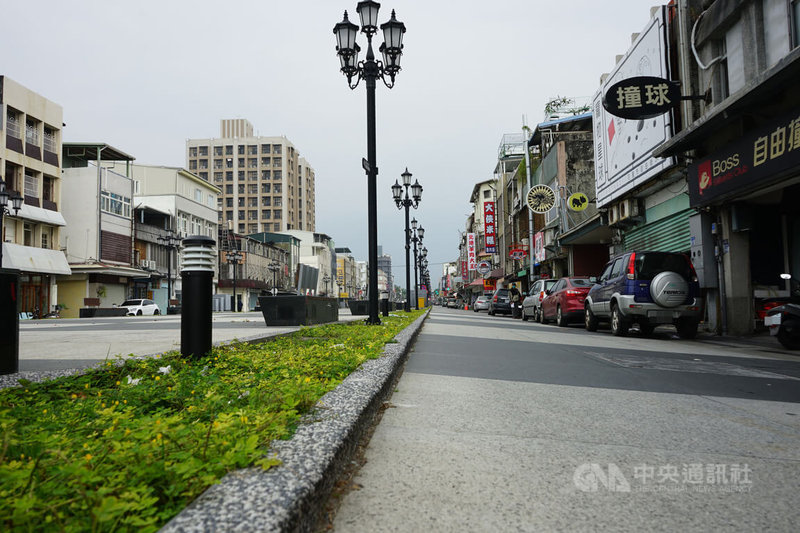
(526, 185, 556, 213)
(477, 260, 492, 275)
(534, 231, 545, 264)
(466, 233, 477, 271)
(567, 192, 589, 211)
(602, 76, 681, 120)
(687, 108, 800, 206)
(483, 201, 496, 253)
(509, 248, 527, 260)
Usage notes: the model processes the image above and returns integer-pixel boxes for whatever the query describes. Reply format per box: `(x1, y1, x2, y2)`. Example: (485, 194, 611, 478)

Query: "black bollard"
(0, 269, 20, 375)
(180, 235, 215, 359)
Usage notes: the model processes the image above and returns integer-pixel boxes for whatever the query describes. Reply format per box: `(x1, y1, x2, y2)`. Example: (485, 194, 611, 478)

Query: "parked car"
(488, 288, 512, 316)
(583, 251, 702, 338)
(473, 295, 490, 312)
(446, 297, 460, 309)
(540, 277, 594, 326)
(521, 278, 557, 322)
(120, 299, 161, 316)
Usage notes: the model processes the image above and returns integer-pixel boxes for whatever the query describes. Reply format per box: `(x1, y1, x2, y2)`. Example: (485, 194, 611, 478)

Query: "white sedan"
(120, 299, 162, 316)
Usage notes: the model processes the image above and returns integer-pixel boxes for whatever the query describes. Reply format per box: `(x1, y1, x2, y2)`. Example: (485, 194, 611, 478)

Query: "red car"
(540, 277, 594, 326)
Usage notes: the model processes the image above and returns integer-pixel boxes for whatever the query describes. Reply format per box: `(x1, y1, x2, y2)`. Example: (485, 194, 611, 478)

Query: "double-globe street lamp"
(227, 249, 243, 312)
(267, 261, 280, 296)
(157, 229, 181, 309)
(391, 168, 422, 312)
(334, 2, 406, 325)
(0, 180, 23, 269)
(410, 218, 424, 310)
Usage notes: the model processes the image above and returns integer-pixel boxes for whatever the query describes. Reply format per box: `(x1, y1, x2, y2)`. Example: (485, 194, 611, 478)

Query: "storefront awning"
(2, 243, 71, 275)
(486, 268, 504, 279)
(467, 278, 484, 287)
(67, 262, 150, 278)
(18, 203, 67, 226)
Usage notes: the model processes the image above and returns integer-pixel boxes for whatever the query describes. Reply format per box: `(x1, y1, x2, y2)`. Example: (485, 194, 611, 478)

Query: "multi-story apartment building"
(281, 230, 337, 296)
(335, 247, 358, 299)
(1, 76, 70, 315)
(186, 119, 316, 235)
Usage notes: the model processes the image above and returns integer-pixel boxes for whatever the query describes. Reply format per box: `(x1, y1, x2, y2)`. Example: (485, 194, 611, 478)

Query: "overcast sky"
(3, 0, 655, 282)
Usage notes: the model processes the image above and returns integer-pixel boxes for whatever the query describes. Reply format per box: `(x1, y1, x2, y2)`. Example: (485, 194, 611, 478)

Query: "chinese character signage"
(688, 110, 800, 206)
(534, 231, 545, 264)
(602, 76, 681, 120)
(592, 6, 676, 208)
(461, 260, 467, 278)
(466, 233, 477, 270)
(483, 201, 496, 253)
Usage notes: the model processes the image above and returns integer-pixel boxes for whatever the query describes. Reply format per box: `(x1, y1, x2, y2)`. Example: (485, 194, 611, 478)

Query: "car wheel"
(610, 304, 629, 337)
(154, 309, 160, 316)
(777, 319, 800, 350)
(556, 306, 567, 327)
(537, 307, 544, 324)
(676, 318, 698, 339)
(584, 305, 598, 332)
(137, 310, 143, 316)
(522, 309, 528, 321)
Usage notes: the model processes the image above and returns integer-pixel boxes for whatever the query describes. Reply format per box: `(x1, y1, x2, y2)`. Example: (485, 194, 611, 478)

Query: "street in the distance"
(332, 307, 800, 532)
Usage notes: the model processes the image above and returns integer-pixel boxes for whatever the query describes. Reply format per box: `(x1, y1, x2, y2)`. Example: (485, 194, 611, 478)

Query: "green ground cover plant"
(0, 311, 422, 532)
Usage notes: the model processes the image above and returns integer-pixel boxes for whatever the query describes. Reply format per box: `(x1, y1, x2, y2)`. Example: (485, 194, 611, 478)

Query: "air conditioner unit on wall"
(608, 205, 620, 225)
(618, 199, 641, 221)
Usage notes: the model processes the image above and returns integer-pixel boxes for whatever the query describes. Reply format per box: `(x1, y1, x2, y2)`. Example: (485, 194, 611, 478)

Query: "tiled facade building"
(186, 119, 316, 235)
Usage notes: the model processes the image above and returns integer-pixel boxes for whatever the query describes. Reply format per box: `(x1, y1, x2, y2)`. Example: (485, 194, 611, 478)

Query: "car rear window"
(496, 289, 509, 296)
(121, 300, 140, 306)
(570, 279, 593, 287)
(635, 252, 692, 281)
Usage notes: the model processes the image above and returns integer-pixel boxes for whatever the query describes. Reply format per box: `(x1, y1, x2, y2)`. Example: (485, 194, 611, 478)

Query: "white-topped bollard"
(180, 235, 216, 359)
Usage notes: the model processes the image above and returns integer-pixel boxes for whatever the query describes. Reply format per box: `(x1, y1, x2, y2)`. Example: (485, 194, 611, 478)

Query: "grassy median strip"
(0, 310, 422, 532)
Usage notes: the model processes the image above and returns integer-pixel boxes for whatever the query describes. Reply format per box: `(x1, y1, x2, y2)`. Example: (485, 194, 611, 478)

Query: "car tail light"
(685, 255, 699, 282)
(566, 290, 582, 295)
(626, 252, 636, 280)
(493, 294, 498, 302)
(539, 291, 545, 301)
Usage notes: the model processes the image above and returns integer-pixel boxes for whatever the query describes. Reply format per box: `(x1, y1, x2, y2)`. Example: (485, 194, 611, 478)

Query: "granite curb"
(161, 309, 430, 533)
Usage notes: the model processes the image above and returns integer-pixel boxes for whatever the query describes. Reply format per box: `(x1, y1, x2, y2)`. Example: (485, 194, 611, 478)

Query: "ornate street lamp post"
(410, 219, 424, 310)
(227, 249, 242, 312)
(0, 180, 23, 269)
(157, 229, 181, 307)
(334, 3, 406, 325)
(267, 261, 280, 296)
(322, 274, 331, 296)
(391, 168, 421, 312)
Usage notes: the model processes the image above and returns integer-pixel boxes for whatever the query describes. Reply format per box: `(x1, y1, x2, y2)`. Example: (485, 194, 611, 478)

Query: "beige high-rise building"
(186, 119, 316, 235)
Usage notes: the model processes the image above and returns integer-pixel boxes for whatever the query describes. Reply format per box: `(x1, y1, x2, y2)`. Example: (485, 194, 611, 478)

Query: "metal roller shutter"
(622, 208, 693, 253)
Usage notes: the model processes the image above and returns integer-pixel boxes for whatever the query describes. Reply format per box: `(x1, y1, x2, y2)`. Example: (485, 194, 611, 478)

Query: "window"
(189, 160, 197, 170)
(226, 185, 233, 194)
(273, 184, 282, 193)
(262, 210, 271, 219)
(199, 172, 208, 180)
(248, 171, 258, 180)
(273, 144, 282, 154)
(43, 126, 57, 153)
(262, 157, 271, 165)
(274, 223, 281, 231)
(249, 224, 258, 233)
(226, 171, 233, 181)
(226, 198, 233, 207)
(248, 197, 258, 207)
(238, 145, 245, 155)
(189, 147, 198, 157)
(273, 170, 282, 180)
(238, 211, 245, 220)
(238, 171, 245, 181)
(24, 223, 34, 246)
(214, 172, 223, 183)
(261, 196, 271, 206)
(262, 170, 271, 180)
(248, 210, 258, 220)
(274, 197, 282, 207)
(238, 197, 245, 207)
(43, 176, 55, 202)
(194, 188, 203, 202)
(274, 209, 282, 220)
(41, 227, 51, 249)
(273, 158, 281, 167)
(25, 171, 39, 197)
(238, 224, 246, 233)
(226, 158, 233, 168)
(261, 144, 271, 153)
(238, 184, 245, 194)
(225, 145, 233, 155)
(214, 159, 223, 169)
(238, 158, 245, 167)
(249, 158, 258, 168)
(199, 146, 208, 156)
(248, 184, 258, 194)
(214, 146, 223, 156)
(261, 183, 271, 193)
(101, 190, 131, 217)
(226, 210, 233, 221)
(248, 145, 257, 155)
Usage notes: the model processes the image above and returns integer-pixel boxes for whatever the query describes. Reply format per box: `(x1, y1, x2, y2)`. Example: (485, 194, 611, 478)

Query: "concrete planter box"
(79, 308, 128, 318)
(258, 296, 338, 326)
(347, 300, 370, 315)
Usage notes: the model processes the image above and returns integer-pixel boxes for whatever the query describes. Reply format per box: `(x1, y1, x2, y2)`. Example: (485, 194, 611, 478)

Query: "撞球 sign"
(602, 76, 681, 120)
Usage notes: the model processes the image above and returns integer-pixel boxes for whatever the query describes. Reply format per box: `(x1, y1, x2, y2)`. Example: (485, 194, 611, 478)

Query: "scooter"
(764, 274, 800, 350)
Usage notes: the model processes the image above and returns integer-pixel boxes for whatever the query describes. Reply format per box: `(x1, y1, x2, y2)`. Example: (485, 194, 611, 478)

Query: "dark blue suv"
(583, 251, 702, 338)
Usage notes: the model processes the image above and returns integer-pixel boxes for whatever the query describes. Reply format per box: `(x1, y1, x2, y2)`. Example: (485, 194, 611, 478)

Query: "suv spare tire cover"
(650, 271, 688, 307)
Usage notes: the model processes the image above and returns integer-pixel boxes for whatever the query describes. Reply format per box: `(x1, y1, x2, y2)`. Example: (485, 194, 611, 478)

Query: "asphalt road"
(333, 306, 800, 532)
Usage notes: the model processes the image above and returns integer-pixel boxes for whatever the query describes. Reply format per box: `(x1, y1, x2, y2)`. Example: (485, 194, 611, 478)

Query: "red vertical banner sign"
(484, 201, 496, 253)
(466, 233, 476, 271)
(461, 260, 467, 278)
